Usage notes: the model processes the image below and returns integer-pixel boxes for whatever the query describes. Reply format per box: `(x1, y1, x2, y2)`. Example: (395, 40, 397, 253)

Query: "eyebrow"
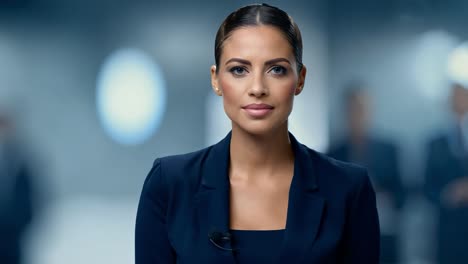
(224, 57, 291, 66)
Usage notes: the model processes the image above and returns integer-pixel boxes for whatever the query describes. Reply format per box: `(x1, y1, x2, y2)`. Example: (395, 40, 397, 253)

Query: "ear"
(295, 65, 307, 96)
(211, 65, 222, 96)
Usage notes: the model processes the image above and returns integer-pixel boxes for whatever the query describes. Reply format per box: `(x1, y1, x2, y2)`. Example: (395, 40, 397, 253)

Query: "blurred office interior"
(1, 0, 468, 263)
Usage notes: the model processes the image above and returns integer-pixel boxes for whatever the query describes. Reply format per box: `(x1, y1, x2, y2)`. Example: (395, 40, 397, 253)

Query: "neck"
(229, 124, 294, 180)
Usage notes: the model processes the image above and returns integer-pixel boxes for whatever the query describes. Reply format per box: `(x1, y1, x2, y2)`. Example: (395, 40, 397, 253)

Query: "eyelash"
(270, 65, 287, 75)
(228, 65, 288, 76)
(229, 66, 247, 76)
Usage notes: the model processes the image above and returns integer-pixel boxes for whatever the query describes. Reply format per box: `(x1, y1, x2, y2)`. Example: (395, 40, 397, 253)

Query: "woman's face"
(211, 25, 306, 136)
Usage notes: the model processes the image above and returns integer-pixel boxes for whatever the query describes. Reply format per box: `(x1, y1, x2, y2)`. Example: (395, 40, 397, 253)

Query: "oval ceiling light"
(97, 48, 166, 145)
(447, 42, 468, 87)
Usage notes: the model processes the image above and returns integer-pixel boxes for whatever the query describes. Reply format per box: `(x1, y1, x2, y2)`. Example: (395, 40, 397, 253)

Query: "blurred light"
(97, 48, 166, 145)
(447, 42, 468, 87)
(410, 30, 458, 100)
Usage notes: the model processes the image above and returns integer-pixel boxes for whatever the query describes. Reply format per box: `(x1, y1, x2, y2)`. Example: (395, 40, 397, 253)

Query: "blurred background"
(1, 0, 468, 263)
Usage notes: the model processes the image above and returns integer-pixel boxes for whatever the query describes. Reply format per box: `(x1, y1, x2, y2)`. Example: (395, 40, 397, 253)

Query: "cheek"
(289, 83, 296, 95)
(282, 82, 297, 108)
(275, 76, 297, 97)
(219, 77, 240, 111)
(219, 75, 246, 103)
(219, 78, 234, 100)
(281, 79, 297, 98)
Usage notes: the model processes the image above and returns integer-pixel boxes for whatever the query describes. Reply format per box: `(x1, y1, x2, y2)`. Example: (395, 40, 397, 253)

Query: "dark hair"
(214, 3, 303, 73)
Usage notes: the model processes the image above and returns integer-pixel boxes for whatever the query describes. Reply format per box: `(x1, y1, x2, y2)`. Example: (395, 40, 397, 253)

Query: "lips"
(242, 103, 274, 118)
(242, 103, 274, 110)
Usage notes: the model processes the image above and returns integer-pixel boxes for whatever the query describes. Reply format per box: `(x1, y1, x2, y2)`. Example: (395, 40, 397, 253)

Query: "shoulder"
(144, 145, 214, 190)
(158, 146, 213, 173)
(423, 132, 450, 156)
(326, 141, 347, 158)
(428, 133, 447, 146)
(376, 137, 396, 149)
(306, 146, 373, 201)
(141, 142, 224, 205)
(365, 136, 398, 152)
(310, 150, 376, 224)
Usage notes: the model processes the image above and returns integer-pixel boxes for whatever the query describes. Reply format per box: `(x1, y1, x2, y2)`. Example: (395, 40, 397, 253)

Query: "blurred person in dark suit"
(327, 84, 404, 263)
(0, 112, 35, 264)
(424, 83, 468, 264)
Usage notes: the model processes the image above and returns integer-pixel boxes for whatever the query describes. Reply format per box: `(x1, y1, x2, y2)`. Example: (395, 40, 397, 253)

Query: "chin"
(233, 119, 287, 136)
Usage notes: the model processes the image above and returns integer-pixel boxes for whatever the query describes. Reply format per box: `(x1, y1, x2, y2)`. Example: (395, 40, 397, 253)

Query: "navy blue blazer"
(424, 133, 468, 263)
(327, 137, 405, 208)
(135, 132, 380, 263)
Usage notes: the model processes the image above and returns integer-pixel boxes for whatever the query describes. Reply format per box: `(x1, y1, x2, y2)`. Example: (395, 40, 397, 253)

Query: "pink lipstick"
(242, 103, 274, 118)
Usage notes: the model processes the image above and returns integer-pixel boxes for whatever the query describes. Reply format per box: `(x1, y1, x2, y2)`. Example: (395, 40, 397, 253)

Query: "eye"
(269, 65, 287, 75)
(229, 66, 248, 76)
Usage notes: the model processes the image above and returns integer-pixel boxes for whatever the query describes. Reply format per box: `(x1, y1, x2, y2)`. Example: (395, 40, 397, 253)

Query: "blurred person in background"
(424, 83, 468, 264)
(0, 111, 36, 264)
(327, 83, 404, 264)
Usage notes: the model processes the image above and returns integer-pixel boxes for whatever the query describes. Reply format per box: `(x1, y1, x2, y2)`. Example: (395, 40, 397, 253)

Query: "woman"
(135, 3, 379, 263)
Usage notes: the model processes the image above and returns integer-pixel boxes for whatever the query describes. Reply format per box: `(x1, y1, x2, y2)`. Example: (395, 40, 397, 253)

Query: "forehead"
(221, 25, 293, 62)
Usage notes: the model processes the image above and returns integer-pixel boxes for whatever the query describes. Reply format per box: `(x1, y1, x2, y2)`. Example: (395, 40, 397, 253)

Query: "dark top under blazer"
(135, 132, 380, 264)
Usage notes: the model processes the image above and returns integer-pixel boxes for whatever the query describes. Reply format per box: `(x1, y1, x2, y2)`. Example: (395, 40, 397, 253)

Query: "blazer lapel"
(192, 133, 236, 264)
(278, 133, 326, 263)
(192, 132, 325, 263)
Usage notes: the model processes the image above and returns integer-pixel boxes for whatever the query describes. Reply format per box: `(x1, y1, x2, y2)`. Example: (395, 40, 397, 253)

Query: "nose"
(248, 73, 268, 97)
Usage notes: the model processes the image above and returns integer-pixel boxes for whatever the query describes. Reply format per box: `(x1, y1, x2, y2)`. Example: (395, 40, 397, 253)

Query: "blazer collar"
(194, 131, 324, 263)
(200, 131, 319, 192)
